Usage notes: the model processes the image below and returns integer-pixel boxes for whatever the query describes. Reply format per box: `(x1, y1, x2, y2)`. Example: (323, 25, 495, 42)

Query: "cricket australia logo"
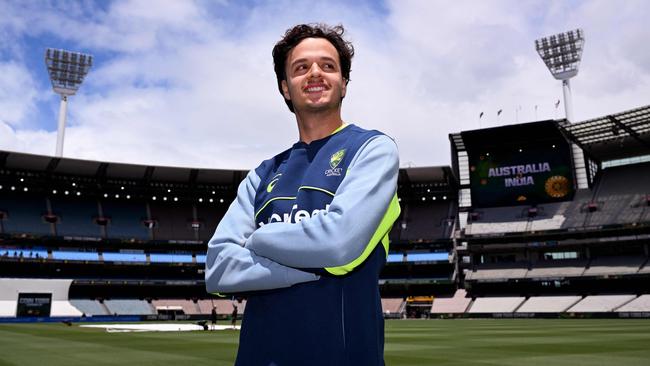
(325, 149, 346, 177)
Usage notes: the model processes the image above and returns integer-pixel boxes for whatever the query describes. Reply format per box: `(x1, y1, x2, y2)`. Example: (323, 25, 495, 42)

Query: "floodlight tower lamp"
(45, 48, 93, 157)
(535, 29, 585, 122)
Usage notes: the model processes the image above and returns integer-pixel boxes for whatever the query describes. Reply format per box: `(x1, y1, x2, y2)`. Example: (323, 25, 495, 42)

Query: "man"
(205, 23, 399, 365)
(231, 301, 238, 329)
(210, 305, 217, 330)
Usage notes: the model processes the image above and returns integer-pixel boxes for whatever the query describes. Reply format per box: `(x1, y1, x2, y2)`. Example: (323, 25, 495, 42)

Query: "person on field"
(210, 306, 217, 330)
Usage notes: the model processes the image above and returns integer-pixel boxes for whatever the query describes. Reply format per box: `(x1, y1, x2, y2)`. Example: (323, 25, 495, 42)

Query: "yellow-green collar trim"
(330, 123, 349, 136)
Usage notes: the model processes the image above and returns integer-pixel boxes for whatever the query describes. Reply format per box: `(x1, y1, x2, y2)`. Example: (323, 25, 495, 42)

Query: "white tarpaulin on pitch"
(80, 323, 240, 332)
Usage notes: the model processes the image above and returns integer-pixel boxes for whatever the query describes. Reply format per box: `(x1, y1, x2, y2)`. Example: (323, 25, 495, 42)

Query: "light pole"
(535, 29, 588, 189)
(535, 29, 585, 122)
(45, 48, 93, 157)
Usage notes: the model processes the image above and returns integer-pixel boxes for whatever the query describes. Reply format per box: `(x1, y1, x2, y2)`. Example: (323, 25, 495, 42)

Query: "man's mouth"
(303, 84, 327, 93)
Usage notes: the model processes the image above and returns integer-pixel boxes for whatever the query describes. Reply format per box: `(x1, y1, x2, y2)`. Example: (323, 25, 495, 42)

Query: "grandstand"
(0, 150, 456, 320)
(0, 105, 649, 321)
(448, 104, 650, 318)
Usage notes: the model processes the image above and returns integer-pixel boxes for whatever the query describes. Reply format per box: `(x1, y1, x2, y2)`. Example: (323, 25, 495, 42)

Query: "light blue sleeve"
(204, 170, 319, 294)
(245, 135, 399, 269)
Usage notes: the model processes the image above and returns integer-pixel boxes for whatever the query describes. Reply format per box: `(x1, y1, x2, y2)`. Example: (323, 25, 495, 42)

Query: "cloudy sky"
(1, 0, 649, 170)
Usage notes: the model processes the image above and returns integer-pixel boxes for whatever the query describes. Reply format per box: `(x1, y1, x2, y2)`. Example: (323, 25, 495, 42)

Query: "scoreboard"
(461, 121, 576, 208)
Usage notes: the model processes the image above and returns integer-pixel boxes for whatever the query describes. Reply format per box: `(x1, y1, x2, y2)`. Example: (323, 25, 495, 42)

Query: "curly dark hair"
(272, 23, 355, 113)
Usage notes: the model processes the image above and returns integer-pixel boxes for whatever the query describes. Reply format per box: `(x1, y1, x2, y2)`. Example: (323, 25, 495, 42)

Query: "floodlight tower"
(535, 29, 588, 190)
(535, 29, 585, 122)
(45, 48, 93, 157)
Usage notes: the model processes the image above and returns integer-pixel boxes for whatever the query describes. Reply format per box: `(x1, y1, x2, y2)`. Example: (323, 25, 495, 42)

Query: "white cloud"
(1, 0, 649, 170)
(0, 61, 40, 127)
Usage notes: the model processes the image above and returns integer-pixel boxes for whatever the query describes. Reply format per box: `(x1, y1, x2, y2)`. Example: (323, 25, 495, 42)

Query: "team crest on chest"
(325, 149, 346, 176)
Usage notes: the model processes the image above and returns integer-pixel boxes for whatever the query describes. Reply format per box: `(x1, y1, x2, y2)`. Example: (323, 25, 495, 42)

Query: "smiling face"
(281, 37, 347, 114)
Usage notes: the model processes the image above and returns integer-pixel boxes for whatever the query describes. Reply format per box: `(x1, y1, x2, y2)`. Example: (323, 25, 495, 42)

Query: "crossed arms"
(204, 135, 399, 294)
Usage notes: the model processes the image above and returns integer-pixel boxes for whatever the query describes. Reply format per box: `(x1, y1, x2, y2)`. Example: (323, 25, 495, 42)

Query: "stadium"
(2, 5, 650, 365)
(1, 102, 650, 364)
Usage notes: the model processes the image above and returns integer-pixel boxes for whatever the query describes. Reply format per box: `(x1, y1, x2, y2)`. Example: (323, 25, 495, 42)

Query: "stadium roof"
(0, 149, 453, 186)
(559, 104, 650, 162)
(399, 166, 453, 184)
(0, 150, 243, 185)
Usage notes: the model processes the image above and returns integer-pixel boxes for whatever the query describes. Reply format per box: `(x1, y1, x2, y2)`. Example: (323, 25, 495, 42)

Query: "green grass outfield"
(1, 319, 649, 365)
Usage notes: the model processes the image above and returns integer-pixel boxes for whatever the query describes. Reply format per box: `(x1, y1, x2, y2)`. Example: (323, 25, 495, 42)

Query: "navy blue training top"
(205, 124, 400, 365)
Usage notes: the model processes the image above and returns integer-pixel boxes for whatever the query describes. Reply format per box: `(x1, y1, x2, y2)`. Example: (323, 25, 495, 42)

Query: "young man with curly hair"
(205, 23, 400, 365)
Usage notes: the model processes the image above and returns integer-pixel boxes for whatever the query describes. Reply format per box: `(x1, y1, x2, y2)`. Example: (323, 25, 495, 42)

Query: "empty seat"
(431, 289, 471, 314)
(527, 260, 588, 278)
(567, 295, 636, 312)
(516, 296, 582, 313)
(104, 299, 155, 315)
(468, 297, 525, 313)
(70, 299, 109, 316)
(616, 295, 650, 312)
(381, 298, 404, 314)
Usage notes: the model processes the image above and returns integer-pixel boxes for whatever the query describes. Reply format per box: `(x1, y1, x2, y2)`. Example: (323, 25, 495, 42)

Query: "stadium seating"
(515, 296, 582, 313)
(70, 299, 109, 316)
(584, 195, 636, 227)
(100, 200, 149, 240)
(400, 201, 454, 240)
(50, 198, 101, 237)
(381, 298, 404, 316)
(567, 295, 636, 312)
(465, 263, 528, 281)
(430, 289, 471, 314)
(196, 205, 227, 241)
(526, 260, 588, 279)
(638, 261, 650, 274)
(150, 202, 196, 241)
(467, 297, 525, 313)
(595, 162, 650, 197)
(103, 299, 155, 315)
(583, 256, 645, 276)
(528, 202, 570, 231)
(465, 205, 529, 235)
(0, 195, 52, 235)
(616, 295, 650, 312)
(559, 190, 593, 229)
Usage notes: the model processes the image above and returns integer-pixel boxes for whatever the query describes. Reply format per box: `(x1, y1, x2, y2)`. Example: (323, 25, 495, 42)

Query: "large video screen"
(16, 293, 52, 317)
(468, 141, 575, 208)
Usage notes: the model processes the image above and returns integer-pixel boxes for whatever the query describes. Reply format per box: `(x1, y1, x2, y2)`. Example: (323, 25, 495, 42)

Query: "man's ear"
(281, 80, 291, 100)
(341, 79, 347, 98)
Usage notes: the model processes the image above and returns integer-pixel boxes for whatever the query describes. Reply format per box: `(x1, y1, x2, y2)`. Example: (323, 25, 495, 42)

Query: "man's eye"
(323, 63, 334, 70)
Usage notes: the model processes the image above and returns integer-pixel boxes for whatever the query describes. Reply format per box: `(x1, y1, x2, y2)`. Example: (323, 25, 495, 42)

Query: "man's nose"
(308, 62, 321, 77)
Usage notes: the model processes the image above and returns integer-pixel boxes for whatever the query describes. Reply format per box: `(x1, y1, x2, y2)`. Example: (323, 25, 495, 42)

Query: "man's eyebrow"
(290, 56, 338, 68)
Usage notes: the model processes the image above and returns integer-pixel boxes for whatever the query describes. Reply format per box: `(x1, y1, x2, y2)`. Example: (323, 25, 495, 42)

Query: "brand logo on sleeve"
(266, 173, 282, 193)
(325, 149, 346, 177)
